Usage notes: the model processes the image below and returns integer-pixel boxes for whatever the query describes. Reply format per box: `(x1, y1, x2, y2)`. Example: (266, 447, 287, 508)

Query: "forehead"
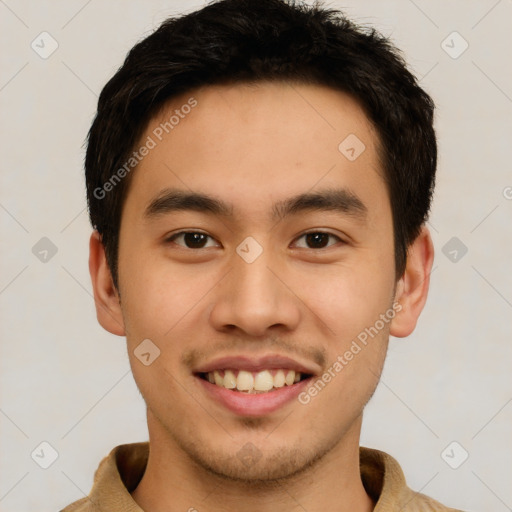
(124, 81, 388, 222)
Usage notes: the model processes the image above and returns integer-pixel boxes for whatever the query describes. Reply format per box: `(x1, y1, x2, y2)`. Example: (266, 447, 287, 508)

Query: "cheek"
(118, 251, 219, 343)
(296, 261, 395, 340)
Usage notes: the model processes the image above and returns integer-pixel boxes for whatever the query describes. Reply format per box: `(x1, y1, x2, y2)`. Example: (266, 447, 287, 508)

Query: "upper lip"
(193, 354, 320, 376)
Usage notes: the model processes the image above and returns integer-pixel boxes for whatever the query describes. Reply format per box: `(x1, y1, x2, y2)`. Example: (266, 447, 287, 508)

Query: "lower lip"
(195, 375, 313, 417)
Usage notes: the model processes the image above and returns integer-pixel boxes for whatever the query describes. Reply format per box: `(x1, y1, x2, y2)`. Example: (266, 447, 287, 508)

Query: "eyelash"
(165, 230, 344, 250)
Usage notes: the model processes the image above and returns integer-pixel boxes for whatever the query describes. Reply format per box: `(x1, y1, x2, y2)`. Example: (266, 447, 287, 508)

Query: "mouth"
(192, 354, 318, 417)
(196, 368, 313, 394)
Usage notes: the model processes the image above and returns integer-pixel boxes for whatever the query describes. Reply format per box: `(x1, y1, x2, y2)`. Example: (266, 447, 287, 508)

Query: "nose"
(208, 245, 301, 337)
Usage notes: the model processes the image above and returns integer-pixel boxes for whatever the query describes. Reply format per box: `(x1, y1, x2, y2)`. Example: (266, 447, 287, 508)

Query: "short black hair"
(85, 0, 436, 290)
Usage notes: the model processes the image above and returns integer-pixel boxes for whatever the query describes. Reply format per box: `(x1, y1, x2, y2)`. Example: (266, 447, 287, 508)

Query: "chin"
(177, 435, 333, 485)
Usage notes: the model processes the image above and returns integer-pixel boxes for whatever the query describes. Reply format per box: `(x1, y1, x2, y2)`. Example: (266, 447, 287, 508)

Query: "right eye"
(165, 231, 220, 249)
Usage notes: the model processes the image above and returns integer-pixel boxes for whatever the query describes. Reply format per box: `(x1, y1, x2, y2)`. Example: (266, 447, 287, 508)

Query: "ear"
(88, 230, 126, 336)
(390, 225, 434, 338)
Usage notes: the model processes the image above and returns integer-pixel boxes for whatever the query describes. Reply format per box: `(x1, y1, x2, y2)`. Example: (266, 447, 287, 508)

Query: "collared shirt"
(60, 443, 463, 511)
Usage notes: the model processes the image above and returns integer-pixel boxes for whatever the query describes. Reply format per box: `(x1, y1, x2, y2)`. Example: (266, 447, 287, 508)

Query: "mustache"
(181, 336, 327, 370)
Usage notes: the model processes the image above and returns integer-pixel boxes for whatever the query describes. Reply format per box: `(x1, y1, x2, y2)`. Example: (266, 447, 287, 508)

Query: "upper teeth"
(206, 369, 302, 393)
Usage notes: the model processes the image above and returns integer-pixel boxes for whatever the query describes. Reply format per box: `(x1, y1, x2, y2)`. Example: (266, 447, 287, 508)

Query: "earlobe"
(390, 226, 434, 338)
(88, 230, 126, 336)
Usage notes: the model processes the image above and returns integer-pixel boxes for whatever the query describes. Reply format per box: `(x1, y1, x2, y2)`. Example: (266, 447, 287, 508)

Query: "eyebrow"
(144, 187, 367, 222)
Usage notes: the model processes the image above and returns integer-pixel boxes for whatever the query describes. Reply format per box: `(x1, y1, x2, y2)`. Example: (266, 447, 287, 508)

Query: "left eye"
(167, 231, 219, 249)
(293, 231, 342, 249)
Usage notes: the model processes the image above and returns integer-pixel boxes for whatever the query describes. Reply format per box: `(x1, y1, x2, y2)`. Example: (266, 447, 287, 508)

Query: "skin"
(89, 81, 434, 512)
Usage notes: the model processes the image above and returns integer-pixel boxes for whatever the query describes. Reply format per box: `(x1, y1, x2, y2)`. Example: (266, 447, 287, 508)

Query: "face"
(99, 81, 419, 481)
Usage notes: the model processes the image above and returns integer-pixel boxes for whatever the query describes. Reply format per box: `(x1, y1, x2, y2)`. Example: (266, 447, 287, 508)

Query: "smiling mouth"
(197, 369, 313, 394)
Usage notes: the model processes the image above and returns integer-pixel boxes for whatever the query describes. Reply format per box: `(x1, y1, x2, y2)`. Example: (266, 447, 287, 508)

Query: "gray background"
(1, 1, 511, 511)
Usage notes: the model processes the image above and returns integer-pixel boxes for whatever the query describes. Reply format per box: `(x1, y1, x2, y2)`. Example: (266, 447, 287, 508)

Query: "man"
(62, 0, 463, 510)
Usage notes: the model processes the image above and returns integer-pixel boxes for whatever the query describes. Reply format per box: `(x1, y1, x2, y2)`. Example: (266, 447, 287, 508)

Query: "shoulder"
(60, 497, 96, 512)
(59, 442, 149, 512)
(397, 487, 465, 512)
(360, 446, 466, 512)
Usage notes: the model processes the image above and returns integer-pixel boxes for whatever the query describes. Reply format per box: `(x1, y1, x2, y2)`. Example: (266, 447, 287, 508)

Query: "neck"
(132, 412, 374, 512)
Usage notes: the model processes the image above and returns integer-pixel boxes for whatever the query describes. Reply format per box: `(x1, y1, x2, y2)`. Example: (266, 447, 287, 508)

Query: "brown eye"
(294, 232, 342, 249)
(167, 232, 218, 249)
